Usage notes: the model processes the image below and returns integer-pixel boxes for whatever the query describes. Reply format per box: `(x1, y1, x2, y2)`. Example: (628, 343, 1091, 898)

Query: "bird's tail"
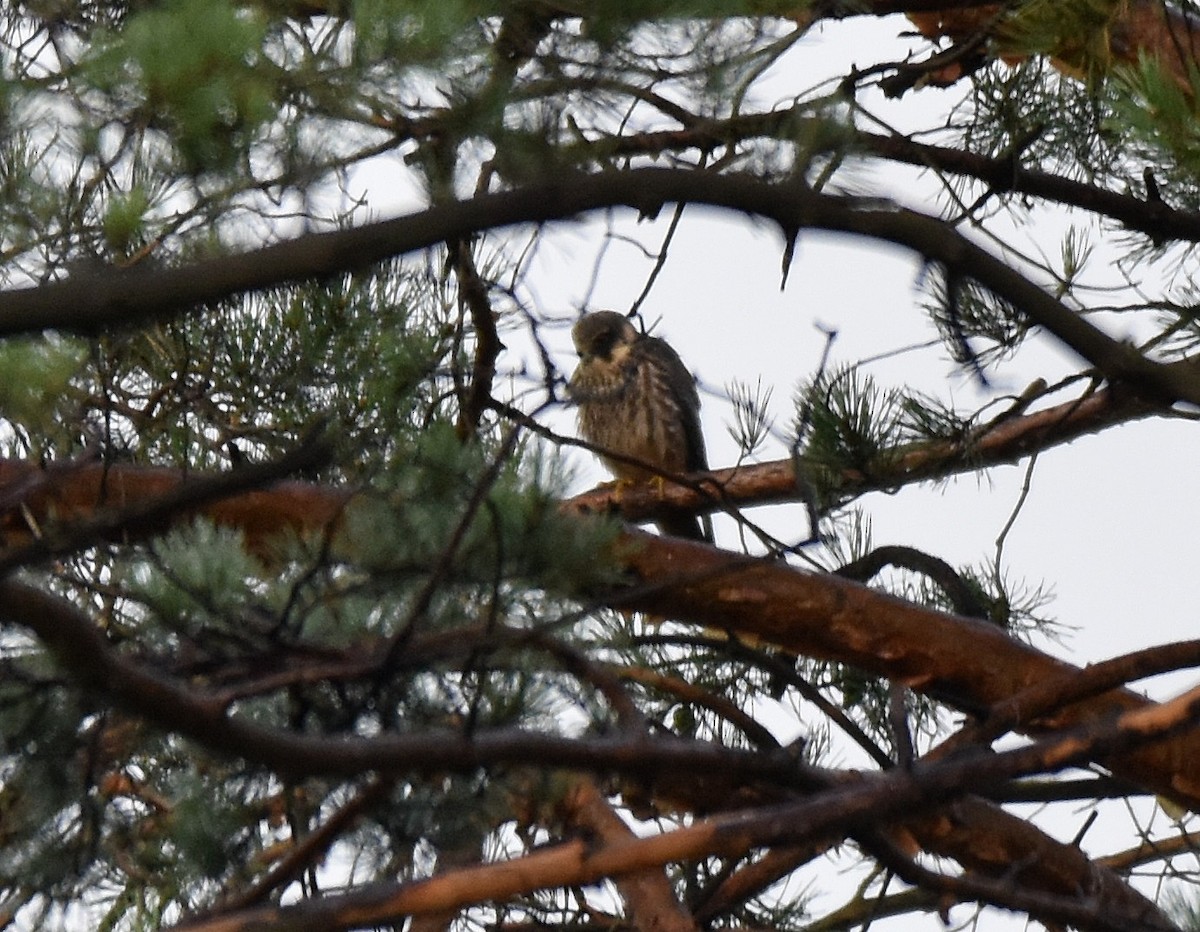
(657, 512, 713, 543)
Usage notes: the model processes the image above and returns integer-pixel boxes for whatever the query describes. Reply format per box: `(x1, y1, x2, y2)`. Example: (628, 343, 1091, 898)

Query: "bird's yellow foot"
(606, 478, 635, 504)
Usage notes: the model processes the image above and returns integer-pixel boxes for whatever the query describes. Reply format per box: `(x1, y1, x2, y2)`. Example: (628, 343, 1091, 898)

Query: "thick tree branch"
(0, 578, 802, 783)
(0, 431, 336, 569)
(677, 777, 1157, 930)
(560, 777, 698, 932)
(899, 794, 1160, 926)
(8, 361, 1115, 560)
(1, 387, 1198, 811)
(562, 385, 1161, 527)
(162, 682, 1197, 931)
(940, 638, 1200, 757)
(0, 362, 1161, 577)
(0, 457, 351, 564)
(2, 171, 1195, 402)
(616, 530, 1200, 810)
(0, 549, 1175, 928)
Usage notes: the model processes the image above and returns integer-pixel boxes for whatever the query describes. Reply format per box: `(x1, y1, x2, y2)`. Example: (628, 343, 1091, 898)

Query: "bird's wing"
(644, 335, 707, 473)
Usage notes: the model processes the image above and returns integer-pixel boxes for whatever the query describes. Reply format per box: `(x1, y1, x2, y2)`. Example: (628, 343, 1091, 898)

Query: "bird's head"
(572, 311, 638, 362)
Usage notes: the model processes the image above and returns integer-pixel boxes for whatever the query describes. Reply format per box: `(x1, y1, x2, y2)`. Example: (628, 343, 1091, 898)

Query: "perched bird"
(568, 311, 711, 541)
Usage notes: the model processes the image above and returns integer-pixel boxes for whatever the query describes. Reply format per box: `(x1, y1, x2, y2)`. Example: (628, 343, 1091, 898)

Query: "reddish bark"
(0, 389, 1195, 811)
(563, 386, 1158, 527)
(0, 458, 352, 559)
(559, 778, 699, 932)
(905, 2, 1200, 90)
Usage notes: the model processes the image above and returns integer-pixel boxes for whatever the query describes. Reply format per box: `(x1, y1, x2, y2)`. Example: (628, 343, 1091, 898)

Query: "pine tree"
(1, 2, 1199, 929)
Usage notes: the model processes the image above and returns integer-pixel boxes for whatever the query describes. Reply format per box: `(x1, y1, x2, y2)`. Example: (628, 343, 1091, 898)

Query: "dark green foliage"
(1110, 55, 1200, 197)
(68, 265, 445, 470)
(0, 245, 623, 924)
(0, 681, 92, 894)
(794, 367, 906, 485)
(85, 0, 275, 173)
(922, 268, 1030, 370)
(965, 61, 1117, 178)
(897, 389, 974, 445)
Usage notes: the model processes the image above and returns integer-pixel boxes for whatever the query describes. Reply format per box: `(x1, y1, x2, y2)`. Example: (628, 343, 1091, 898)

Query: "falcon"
(568, 311, 711, 541)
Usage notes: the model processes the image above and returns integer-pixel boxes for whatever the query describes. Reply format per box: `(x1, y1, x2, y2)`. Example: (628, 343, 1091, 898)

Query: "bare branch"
(162, 685, 1198, 931)
(2, 171, 1194, 402)
(560, 778, 698, 932)
(0, 581, 1173, 930)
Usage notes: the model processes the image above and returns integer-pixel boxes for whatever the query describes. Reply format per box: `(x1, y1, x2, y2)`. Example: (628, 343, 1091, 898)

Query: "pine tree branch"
(904, 1, 1200, 92)
(0, 373, 1162, 574)
(551, 113, 1200, 243)
(559, 777, 699, 932)
(0, 450, 350, 565)
(0, 576, 806, 782)
(898, 797, 1149, 928)
(938, 638, 1200, 758)
(212, 777, 392, 912)
(241, 0, 1005, 26)
(644, 750, 1160, 927)
(450, 238, 502, 442)
(834, 544, 989, 619)
(693, 842, 835, 921)
(9, 458, 1200, 811)
(161, 0, 1200, 103)
(560, 384, 1161, 527)
(0, 388, 1197, 810)
(1099, 830, 1200, 873)
(155, 682, 1197, 931)
(238, 0, 1200, 95)
(0, 580, 1173, 929)
(803, 887, 944, 932)
(992, 776, 1144, 803)
(0, 429, 337, 570)
(2, 170, 1195, 401)
(616, 529, 1200, 811)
